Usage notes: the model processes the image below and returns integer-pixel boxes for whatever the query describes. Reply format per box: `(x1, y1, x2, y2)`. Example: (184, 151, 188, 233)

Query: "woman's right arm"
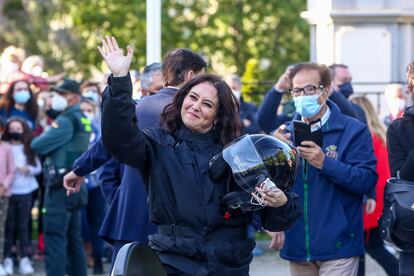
(99, 36, 153, 172)
(101, 75, 152, 171)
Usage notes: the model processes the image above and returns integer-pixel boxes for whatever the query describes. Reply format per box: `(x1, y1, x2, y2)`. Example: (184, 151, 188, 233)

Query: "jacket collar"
(158, 87, 179, 96)
(404, 105, 414, 117)
(176, 125, 216, 145)
(286, 100, 345, 133)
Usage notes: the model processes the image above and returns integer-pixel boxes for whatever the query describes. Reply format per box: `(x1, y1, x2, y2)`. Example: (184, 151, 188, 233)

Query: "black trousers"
(357, 227, 399, 276)
(4, 193, 33, 258)
(400, 251, 414, 276)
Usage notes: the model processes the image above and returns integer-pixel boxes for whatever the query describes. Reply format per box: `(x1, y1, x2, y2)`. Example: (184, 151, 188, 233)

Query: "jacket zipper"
(302, 159, 311, 261)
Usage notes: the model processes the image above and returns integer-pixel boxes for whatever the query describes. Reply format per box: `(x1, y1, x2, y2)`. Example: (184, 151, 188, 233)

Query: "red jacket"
(363, 133, 390, 230)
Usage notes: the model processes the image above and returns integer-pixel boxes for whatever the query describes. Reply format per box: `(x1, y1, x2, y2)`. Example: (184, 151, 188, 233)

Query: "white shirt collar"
(321, 106, 331, 126)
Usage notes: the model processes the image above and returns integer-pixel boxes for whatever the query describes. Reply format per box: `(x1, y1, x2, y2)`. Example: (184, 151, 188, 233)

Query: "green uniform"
(31, 104, 91, 276)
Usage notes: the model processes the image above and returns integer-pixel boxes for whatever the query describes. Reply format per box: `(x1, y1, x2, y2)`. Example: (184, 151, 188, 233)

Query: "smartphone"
(293, 119, 323, 148)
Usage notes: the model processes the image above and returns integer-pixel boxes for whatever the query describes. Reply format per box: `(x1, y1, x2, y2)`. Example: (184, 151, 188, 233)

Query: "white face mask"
(51, 94, 68, 111)
(84, 112, 95, 121)
(83, 90, 100, 104)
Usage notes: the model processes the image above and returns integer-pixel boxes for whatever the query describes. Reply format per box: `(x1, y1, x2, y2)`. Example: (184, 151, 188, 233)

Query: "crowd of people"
(0, 36, 412, 276)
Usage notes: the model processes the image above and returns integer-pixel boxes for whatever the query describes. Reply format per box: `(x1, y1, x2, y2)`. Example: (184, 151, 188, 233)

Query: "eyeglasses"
(289, 85, 324, 96)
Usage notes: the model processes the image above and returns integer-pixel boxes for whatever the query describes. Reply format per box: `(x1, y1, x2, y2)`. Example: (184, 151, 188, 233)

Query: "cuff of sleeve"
(107, 73, 133, 99)
(320, 156, 337, 177)
(72, 165, 84, 177)
(269, 87, 284, 97)
(262, 192, 301, 231)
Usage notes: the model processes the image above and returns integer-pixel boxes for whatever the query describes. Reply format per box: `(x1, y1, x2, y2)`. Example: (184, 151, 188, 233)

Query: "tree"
(0, 0, 309, 90)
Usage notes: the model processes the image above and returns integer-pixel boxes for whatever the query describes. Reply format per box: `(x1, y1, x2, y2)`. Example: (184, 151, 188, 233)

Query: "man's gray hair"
(141, 63, 162, 90)
(224, 74, 242, 86)
(328, 63, 348, 79)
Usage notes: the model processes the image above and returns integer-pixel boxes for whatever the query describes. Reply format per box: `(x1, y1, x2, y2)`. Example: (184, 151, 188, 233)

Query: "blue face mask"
(82, 90, 100, 104)
(293, 94, 322, 118)
(338, 81, 353, 99)
(13, 90, 31, 104)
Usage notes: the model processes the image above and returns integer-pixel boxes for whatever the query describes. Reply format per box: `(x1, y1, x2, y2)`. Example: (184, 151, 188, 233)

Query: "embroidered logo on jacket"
(325, 145, 338, 160)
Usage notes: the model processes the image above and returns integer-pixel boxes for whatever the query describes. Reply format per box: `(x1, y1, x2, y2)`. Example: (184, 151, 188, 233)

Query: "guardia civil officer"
(66, 36, 300, 275)
(31, 79, 91, 276)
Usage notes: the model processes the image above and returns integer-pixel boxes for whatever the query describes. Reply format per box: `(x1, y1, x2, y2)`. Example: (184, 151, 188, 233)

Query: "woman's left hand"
(252, 186, 288, 208)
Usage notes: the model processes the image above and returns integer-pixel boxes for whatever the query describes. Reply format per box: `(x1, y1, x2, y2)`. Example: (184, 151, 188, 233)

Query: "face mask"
(293, 94, 323, 118)
(83, 90, 99, 103)
(13, 90, 31, 104)
(338, 82, 354, 99)
(51, 94, 68, 111)
(9, 132, 22, 141)
(46, 109, 61, 120)
(83, 112, 95, 122)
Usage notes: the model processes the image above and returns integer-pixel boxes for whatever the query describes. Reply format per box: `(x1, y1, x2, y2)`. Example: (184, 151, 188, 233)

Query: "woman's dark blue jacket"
(101, 75, 301, 275)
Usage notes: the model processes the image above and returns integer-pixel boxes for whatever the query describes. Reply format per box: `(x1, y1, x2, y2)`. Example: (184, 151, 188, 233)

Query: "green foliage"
(241, 58, 260, 102)
(0, 0, 309, 85)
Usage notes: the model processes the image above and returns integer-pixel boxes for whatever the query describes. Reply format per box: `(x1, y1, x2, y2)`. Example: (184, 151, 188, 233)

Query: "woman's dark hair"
(3, 117, 36, 165)
(289, 62, 331, 88)
(161, 74, 241, 145)
(162, 48, 207, 87)
(0, 80, 38, 120)
(0, 118, 5, 133)
(407, 61, 414, 93)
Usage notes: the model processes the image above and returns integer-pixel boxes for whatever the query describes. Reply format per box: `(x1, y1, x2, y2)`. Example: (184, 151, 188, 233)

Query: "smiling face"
(180, 82, 219, 133)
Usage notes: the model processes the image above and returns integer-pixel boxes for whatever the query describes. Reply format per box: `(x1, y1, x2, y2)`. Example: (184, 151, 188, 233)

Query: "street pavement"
(250, 252, 386, 276)
(28, 241, 388, 275)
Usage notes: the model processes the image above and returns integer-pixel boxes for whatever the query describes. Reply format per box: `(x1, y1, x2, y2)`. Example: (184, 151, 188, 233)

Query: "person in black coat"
(66, 36, 301, 275)
(64, 52, 206, 269)
(387, 61, 414, 276)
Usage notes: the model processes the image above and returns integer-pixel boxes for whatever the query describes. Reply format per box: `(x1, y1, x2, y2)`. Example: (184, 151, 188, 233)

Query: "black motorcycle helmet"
(379, 178, 414, 252)
(209, 134, 299, 212)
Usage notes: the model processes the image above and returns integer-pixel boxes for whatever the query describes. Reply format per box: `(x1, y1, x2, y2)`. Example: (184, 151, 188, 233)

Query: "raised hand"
(273, 124, 293, 146)
(274, 65, 295, 92)
(98, 36, 133, 77)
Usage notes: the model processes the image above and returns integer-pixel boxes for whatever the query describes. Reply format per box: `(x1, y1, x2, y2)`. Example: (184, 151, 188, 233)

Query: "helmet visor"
(223, 135, 270, 193)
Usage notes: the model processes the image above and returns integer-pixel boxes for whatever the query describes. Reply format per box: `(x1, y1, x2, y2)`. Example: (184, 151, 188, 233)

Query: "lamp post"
(146, 0, 161, 64)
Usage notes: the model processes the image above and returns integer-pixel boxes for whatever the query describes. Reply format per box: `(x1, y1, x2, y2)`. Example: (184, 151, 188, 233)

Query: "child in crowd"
(3, 117, 41, 275)
(0, 119, 15, 276)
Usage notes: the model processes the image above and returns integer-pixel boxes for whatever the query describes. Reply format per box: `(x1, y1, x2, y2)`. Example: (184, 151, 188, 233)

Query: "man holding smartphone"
(273, 63, 377, 276)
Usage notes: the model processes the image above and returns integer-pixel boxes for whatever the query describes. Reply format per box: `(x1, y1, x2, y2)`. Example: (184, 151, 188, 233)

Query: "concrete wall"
(303, 0, 414, 114)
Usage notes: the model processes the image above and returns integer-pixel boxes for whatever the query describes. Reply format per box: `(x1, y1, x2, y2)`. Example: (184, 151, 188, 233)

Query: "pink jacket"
(0, 141, 15, 197)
